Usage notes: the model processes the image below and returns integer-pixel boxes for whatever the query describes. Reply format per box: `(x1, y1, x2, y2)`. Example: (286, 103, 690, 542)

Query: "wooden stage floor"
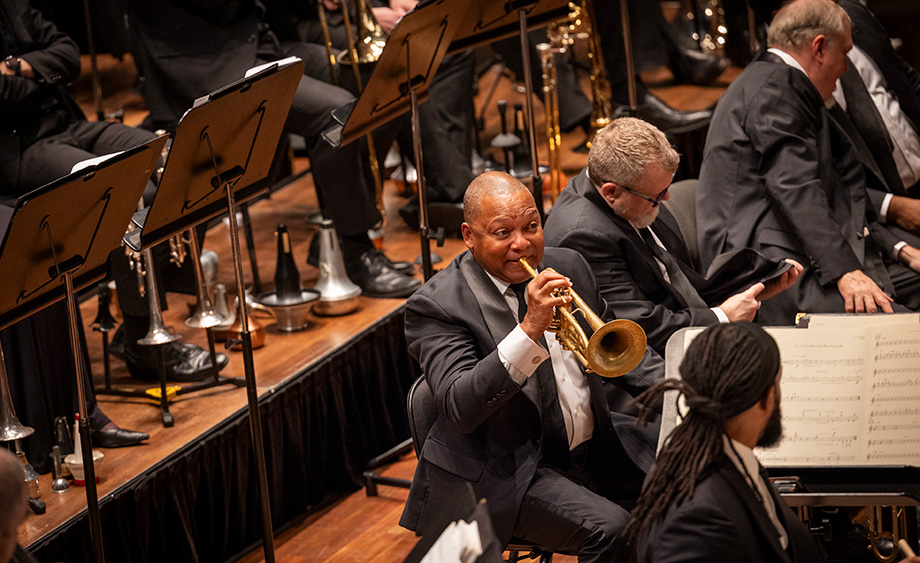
(16, 48, 730, 562)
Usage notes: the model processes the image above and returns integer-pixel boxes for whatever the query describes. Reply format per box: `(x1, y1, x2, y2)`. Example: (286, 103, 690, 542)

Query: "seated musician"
(124, 0, 421, 299)
(544, 117, 802, 356)
(625, 322, 920, 563)
(400, 171, 664, 560)
(697, 0, 920, 324)
(0, 0, 227, 454)
(625, 322, 825, 561)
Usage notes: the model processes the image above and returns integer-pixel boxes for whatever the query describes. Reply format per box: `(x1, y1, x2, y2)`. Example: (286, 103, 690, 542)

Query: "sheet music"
(420, 520, 482, 563)
(800, 313, 920, 329)
(755, 323, 920, 467)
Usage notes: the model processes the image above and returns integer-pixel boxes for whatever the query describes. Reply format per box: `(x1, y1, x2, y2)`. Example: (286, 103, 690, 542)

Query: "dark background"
(29, 0, 920, 72)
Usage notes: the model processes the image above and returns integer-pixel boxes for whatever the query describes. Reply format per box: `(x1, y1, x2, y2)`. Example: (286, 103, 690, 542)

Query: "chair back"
(407, 376, 438, 457)
(662, 179, 700, 270)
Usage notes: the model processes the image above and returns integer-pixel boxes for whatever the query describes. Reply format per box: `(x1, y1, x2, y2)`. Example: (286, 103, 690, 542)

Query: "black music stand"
(323, 0, 470, 281)
(448, 0, 570, 219)
(102, 64, 304, 427)
(125, 59, 302, 563)
(0, 137, 166, 563)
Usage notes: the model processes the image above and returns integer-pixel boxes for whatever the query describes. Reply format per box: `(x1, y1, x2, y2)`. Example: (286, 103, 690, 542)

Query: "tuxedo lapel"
(458, 251, 542, 409)
(719, 462, 793, 563)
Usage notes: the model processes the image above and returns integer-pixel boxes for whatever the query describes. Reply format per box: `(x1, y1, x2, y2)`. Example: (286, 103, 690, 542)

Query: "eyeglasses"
(617, 183, 670, 208)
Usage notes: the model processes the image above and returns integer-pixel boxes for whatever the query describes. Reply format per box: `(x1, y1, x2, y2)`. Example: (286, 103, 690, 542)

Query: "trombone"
(317, 0, 388, 229)
(518, 258, 647, 378)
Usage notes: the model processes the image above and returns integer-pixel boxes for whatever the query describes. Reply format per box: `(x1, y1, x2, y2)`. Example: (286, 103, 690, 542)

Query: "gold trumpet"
(518, 258, 647, 378)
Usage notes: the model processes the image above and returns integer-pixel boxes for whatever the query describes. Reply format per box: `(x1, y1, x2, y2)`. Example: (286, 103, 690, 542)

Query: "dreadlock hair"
(623, 322, 781, 548)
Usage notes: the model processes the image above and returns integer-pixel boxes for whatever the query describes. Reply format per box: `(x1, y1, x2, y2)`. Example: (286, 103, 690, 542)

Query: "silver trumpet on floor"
(136, 243, 182, 347)
(0, 342, 34, 443)
(177, 228, 229, 329)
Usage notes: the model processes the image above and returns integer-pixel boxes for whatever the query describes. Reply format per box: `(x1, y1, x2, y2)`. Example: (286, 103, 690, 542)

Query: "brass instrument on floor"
(517, 258, 647, 377)
(137, 241, 182, 347)
(0, 342, 34, 442)
(536, 43, 564, 202)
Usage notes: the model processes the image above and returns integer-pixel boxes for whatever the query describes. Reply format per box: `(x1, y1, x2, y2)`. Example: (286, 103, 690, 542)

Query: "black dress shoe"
(306, 232, 415, 274)
(347, 249, 421, 298)
(382, 254, 416, 275)
(634, 94, 713, 135)
(93, 427, 149, 448)
(672, 48, 730, 86)
(125, 341, 230, 382)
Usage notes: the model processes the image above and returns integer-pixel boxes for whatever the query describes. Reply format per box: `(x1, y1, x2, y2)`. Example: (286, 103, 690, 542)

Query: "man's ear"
(812, 34, 827, 61)
(461, 222, 474, 250)
(759, 385, 776, 410)
(599, 182, 618, 205)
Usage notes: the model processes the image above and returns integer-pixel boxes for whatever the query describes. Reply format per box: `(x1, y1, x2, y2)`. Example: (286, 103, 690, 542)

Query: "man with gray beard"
(544, 118, 801, 355)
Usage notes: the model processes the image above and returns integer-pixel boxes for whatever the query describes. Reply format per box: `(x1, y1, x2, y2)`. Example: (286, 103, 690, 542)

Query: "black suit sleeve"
(749, 72, 863, 285)
(405, 290, 525, 434)
(0, 0, 80, 106)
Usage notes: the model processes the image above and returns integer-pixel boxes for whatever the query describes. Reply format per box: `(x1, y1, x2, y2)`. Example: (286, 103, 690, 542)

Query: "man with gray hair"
(544, 118, 801, 355)
(697, 0, 920, 325)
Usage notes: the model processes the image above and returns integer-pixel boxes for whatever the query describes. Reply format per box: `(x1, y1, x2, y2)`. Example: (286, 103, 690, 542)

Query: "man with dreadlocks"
(624, 323, 825, 562)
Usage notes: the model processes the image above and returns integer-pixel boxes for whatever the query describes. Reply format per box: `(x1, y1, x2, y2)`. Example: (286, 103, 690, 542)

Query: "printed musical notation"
(875, 350, 920, 361)
(785, 412, 859, 424)
(873, 378, 920, 390)
(749, 325, 920, 468)
(784, 394, 860, 403)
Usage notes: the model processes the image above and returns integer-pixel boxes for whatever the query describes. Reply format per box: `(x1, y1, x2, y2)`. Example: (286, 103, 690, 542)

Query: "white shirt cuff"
(497, 325, 550, 385)
(880, 193, 894, 223)
(711, 307, 730, 323)
(895, 240, 909, 259)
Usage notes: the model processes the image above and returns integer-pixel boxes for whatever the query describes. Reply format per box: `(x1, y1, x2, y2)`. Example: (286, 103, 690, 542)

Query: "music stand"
(323, 0, 470, 280)
(452, 0, 570, 219)
(125, 59, 302, 563)
(0, 137, 166, 563)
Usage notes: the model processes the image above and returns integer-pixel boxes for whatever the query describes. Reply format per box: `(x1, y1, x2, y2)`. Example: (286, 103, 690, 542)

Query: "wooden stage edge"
(17, 169, 468, 555)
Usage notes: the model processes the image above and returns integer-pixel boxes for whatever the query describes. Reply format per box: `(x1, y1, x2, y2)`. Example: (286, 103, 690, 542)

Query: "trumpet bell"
(586, 319, 647, 378)
(185, 304, 229, 329)
(0, 344, 35, 442)
(138, 325, 182, 347)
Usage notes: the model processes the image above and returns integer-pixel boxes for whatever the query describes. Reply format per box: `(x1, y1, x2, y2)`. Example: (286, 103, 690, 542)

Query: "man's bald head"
(0, 448, 27, 563)
(768, 0, 848, 51)
(463, 171, 533, 225)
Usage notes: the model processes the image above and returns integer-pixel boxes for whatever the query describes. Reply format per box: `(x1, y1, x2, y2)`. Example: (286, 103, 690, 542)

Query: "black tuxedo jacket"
(400, 248, 663, 544)
(545, 170, 719, 355)
(698, 53, 903, 324)
(641, 456, 825, 562)
(831, 0, 920, 204)
(0, 0, 83, 192)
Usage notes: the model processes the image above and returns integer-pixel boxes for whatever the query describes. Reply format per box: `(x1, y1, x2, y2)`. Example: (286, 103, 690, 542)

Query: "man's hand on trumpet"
(520, 269, 572, 342)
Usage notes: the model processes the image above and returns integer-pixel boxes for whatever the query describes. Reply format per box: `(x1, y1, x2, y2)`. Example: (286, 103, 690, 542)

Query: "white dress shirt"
(723, 435, 789, 550)
(486, 272, 594, 450)
(832, 45, 920, 192)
